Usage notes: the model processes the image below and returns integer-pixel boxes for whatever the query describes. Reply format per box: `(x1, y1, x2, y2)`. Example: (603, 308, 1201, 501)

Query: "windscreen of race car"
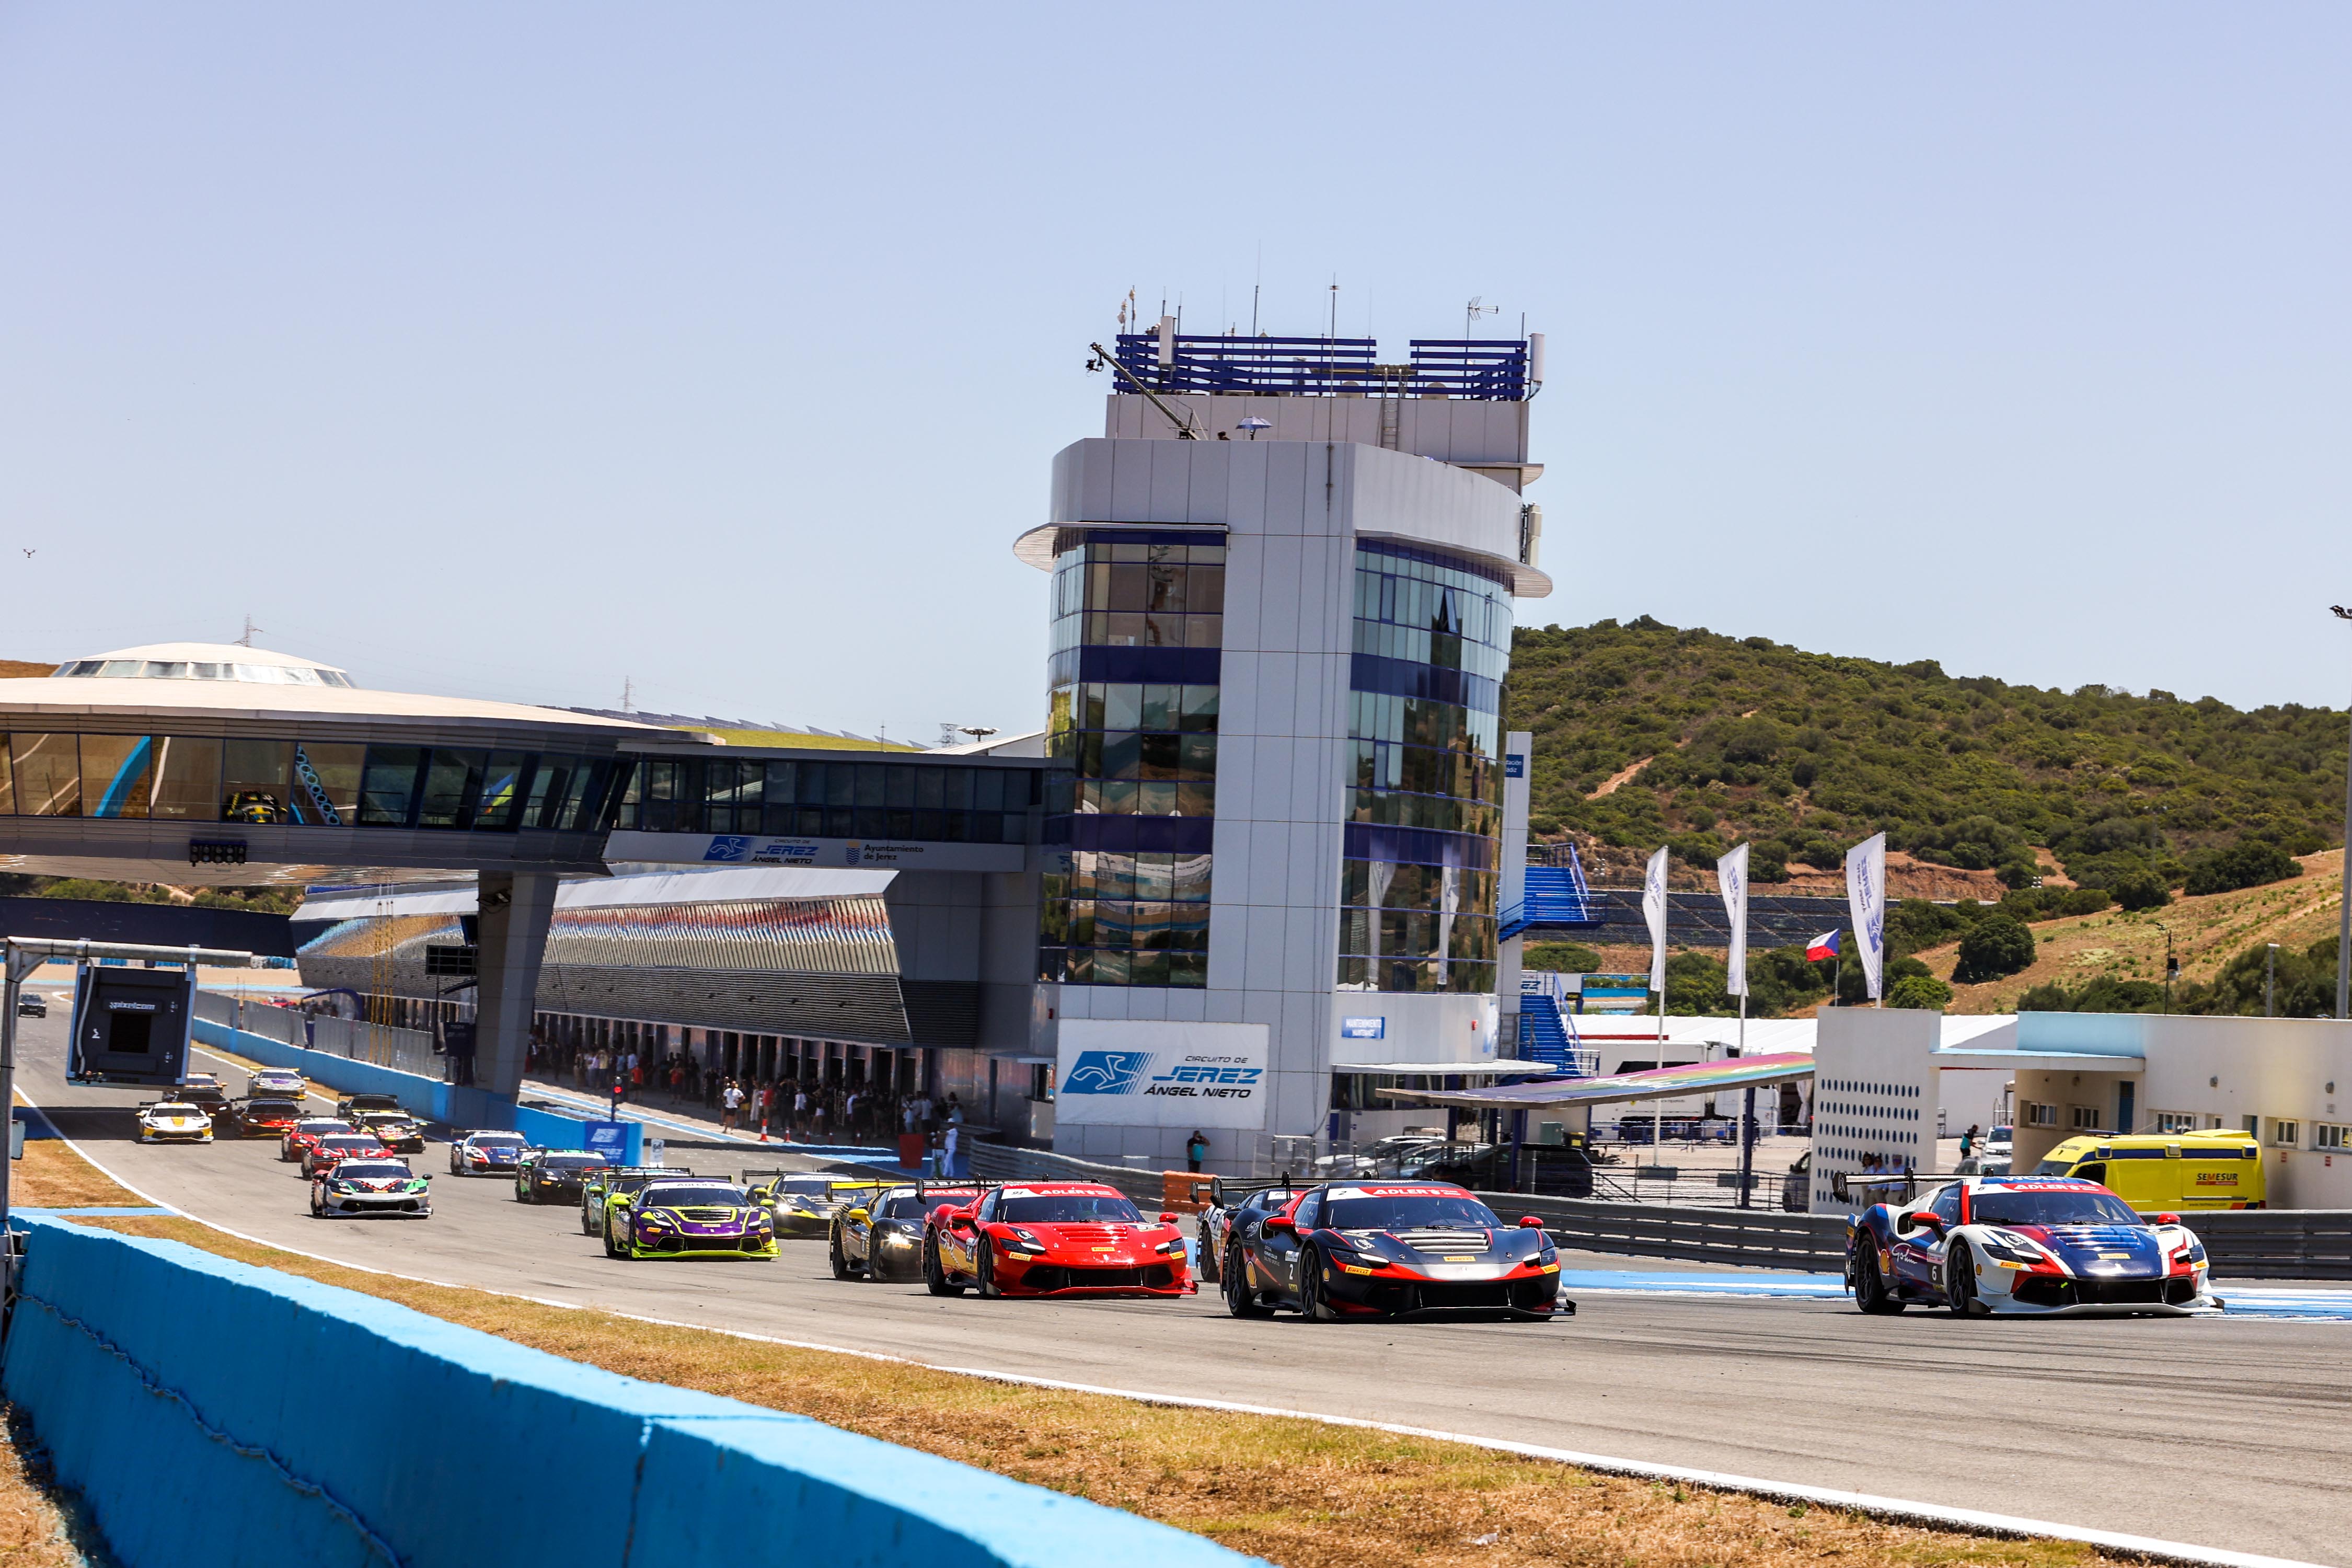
(995, 1192, 1146, 1224)
(1323, 1191, 1501, 1229)
(1970, 1187, 2142, 1226)
(639, 1183, 752, 1207)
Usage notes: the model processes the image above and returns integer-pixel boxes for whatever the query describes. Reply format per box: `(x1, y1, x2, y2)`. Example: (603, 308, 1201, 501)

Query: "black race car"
(831, 1183, 980, 1282)
(515, 1149, 609, 1205)
(1221, 1180, 1570, 1322)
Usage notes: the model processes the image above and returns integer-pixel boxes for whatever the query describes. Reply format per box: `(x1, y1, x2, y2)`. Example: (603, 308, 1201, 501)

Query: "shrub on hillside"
(2180, 935, 2339, 1017)
(2183, 842, 2302, 897)
(1524, 942, 1603, 973)
(2108, 869, 2170, 911)
(1953, 914, 2035, 983)
(1885, 975, 1954, 1010)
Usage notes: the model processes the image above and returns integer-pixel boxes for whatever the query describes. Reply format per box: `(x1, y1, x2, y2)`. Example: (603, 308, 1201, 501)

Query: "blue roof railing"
(1111, 334, 1528, 401)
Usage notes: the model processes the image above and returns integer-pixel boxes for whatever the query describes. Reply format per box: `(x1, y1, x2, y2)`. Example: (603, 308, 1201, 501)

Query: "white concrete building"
(1020, 332, 1551, 1169)
(1811, 1009, 2352, 1210)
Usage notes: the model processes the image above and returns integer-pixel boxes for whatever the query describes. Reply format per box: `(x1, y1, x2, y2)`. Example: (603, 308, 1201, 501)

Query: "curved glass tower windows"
(1339, 540, 1511, 994)
(1040, 531, 1224, 988)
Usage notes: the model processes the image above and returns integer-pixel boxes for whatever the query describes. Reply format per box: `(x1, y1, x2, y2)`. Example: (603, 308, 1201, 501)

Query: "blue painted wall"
(3, 1216, 1258, 1568)
(192, 1019, 642, 1163)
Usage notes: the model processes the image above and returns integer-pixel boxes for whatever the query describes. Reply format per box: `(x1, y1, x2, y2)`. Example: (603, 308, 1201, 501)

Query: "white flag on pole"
(1717, 842, 1750, 997)
(1844, 832, 1888, 1002)
(1642, 846, 1670, 996)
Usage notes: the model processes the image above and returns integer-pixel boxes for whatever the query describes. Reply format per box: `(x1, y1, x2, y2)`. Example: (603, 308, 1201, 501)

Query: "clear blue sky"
(3, 5, 2347, 735)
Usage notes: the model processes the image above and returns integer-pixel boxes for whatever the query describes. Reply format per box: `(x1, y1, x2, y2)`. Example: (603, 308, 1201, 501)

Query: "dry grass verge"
(0, 1410, 94, 1567)
(7, 1142, 145, 1210)
(52, 1209, 2118, 1568)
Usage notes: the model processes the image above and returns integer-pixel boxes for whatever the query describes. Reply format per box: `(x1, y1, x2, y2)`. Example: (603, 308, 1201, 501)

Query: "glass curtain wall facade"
(1039, 530, 1224, 987)
(1339, 540, 1510, 994)
(619, 757, 1036, 843)
(0, 732, 625, 832)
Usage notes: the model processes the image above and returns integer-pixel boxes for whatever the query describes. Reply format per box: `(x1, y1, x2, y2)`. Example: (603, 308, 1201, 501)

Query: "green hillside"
(1506, 618, 2348, 893)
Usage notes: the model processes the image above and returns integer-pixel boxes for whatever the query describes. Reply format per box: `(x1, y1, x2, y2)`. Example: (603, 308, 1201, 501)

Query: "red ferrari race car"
(281, 1117, 354, 1163)
(301, 1132, 390, 1178)
(1221, 1181, 1568, 1321)
(924, 1181, 1193, 1299)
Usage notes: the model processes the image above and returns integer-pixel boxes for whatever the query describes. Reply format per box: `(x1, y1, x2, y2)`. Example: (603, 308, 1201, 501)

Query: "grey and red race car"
(1221, 1181, 1567, 1321)
(1846, 1174, 2218, 1316)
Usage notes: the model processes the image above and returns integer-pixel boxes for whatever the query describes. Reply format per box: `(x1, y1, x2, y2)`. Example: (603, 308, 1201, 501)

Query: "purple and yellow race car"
(1847, 1175, 2218, 1317)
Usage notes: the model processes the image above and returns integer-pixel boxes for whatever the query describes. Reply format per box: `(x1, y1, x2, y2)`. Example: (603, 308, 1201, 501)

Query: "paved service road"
(16, 1012, 2348, 1566)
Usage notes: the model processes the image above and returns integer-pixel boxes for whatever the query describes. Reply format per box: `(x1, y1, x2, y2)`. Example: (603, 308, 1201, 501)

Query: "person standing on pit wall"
(793, 1083, 809, 1138)
(719, 1079, 744, 1134)
(1186, 1129, 1208, 1174)
(1961, 1123, 1979, 1159)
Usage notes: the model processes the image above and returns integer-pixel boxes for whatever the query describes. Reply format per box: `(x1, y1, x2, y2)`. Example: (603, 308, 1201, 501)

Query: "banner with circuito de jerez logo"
(1054, 1021, 1271, 1130)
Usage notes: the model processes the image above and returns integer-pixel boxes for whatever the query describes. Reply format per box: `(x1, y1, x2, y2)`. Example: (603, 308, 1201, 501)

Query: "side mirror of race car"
(1904, 1210, 1943, 1232)
(1517, 1216, 1545, 1229)
(2152, 1212, 2180, 1226)
(1158, 1212, 1179, 1225)
(1262, 1214, 1295, 1233)
(846, 1208, 869, 1223)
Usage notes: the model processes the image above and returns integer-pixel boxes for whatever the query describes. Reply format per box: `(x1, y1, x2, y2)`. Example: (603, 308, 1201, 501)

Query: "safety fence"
(1, 1215, 1250, 1568)
(193, 990, 440, 1079)
(191, 1016, 641, 1164)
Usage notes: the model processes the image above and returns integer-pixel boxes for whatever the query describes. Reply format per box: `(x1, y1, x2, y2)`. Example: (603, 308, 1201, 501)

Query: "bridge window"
(359, 746, 425, 827)
(82, 734, 152, 818)
(10, 733, 80, 816)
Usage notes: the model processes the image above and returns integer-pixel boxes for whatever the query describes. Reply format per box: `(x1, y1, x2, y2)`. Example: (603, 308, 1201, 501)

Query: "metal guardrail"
(2178, 1210, 2352, 1281)
(1479, 1193, 1848, 1272)
(973, 1142, 2352, 1277)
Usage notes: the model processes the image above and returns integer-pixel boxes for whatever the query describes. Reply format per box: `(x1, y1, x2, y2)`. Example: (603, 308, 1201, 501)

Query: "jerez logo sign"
(1054, 1021, 1272, 1130)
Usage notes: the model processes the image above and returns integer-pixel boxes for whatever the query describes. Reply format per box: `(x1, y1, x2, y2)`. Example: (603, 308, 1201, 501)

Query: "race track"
(15, 1010, 2349, 1566)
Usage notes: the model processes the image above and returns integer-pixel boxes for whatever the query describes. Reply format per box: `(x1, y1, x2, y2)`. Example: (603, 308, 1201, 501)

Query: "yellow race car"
(744, 1171, 886, 1238)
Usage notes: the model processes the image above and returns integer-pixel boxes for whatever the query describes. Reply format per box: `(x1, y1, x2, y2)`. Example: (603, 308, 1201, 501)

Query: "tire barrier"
(1, 1216, 1259, 1568)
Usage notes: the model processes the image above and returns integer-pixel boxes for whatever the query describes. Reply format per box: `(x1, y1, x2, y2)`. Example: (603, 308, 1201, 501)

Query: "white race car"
(136, 1102, 215, 1145)
(310, 1159, 433, 1218)
(1848, 1175, 2218, 1316)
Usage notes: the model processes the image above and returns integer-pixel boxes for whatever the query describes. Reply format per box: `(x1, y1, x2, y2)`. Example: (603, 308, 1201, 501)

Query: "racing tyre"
(924, 1237, 965, 1297)
(1198, 1232, 1220, 1284)
(603, 1219, 624, 1260)
(1299, 1249, 1340, 1322)
(1945, 1244, 1979, 1318)
(1223, 1249, 1272, 1318)
(976, 1244, 999, 1299)
(829, 1226, 855, 1281)
(1853, 1246, 1905, 1315)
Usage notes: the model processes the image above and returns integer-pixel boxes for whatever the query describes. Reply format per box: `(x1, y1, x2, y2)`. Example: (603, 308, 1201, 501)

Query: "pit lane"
(14, 1007, 2350, 1567)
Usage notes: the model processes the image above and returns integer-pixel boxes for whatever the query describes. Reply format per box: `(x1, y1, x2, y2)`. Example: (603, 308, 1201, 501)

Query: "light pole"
(2334, 606, 2352, 1020)
(2265, 943, 2280, 1019)
(2153, 920, 2176, 1012)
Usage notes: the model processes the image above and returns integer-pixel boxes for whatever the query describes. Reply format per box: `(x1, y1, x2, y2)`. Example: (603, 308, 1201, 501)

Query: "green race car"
(605, 1177, 777, 1261)
(578, 1166, 687, 1238)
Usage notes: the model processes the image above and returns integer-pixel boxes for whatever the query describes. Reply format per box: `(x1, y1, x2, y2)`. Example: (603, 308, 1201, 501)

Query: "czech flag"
(1805, 930, 1842, 962)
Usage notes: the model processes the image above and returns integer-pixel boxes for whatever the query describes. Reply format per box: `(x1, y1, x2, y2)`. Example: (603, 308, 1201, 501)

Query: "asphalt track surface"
(16, 1010, 2351, 1567)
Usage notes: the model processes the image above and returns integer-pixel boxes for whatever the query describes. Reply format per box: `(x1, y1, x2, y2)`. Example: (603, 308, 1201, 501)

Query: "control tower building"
(1017, 328, 1553, 1170)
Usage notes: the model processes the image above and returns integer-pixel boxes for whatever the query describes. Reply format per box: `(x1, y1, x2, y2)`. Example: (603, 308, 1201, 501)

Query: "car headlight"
(1155, 1238, 1187, 1255)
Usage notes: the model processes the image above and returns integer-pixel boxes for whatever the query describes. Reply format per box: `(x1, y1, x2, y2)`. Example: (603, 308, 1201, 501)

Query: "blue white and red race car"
(1846, 1175, 2218, 1316)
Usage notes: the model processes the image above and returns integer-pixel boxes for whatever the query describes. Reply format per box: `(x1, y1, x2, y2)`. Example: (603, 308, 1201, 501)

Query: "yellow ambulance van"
(2032, 1130, 2266, 1210)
